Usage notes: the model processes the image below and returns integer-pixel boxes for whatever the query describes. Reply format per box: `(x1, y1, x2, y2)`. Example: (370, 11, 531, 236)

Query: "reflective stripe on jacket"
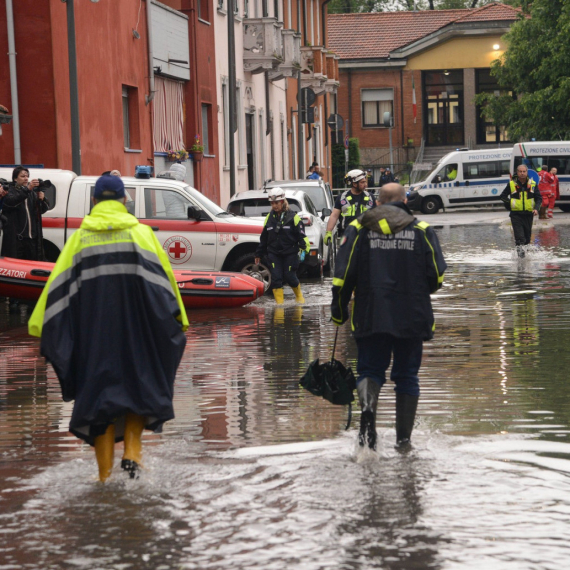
(338, 189, 374, 222)
(255, 208, 310, 258)
(331, 202, 447, 340)
(510, 179, 536, 212)
(27, 200, 189, 445)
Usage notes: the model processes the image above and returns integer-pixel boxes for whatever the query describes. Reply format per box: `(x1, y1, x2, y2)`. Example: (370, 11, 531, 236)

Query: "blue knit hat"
(94, 175, 125, 200)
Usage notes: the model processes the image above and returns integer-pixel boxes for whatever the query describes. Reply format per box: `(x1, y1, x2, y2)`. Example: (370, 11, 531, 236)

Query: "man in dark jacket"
(29, 175, 189, 482)
(500, 164, 541, 258)
(255, 187, 310, 305)
(332, 183, 446, 450)
(1, 166, 49, 261)
(379, 167, 395, 187)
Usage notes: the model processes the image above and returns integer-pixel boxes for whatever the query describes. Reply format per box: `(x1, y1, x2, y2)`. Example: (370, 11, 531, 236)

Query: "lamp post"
(62, 0, 100, 174)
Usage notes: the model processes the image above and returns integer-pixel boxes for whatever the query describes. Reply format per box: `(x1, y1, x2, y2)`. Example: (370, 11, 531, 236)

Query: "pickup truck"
(0, 168, 270, 288)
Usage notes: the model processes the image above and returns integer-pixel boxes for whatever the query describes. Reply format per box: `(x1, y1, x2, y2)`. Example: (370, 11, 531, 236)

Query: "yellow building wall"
(404, 36, 505, 70)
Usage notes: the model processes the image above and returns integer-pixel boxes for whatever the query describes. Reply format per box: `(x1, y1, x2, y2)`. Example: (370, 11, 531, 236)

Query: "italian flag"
(412, 72, 417, 124)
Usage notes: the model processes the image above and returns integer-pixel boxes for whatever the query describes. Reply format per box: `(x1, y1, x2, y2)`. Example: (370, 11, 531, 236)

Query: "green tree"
(476, 0, 570, 140)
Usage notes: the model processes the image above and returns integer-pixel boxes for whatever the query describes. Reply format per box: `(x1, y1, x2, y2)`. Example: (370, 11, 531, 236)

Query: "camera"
(0, 178, 8, 191)
(36, 179, 52, 192)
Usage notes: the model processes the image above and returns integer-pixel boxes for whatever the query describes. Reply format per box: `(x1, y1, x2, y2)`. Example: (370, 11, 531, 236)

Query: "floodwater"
(3, 220, 570, 569)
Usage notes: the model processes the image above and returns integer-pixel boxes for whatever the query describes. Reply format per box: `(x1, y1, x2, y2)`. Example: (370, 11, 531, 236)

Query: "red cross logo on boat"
(163, 235, 192, 264)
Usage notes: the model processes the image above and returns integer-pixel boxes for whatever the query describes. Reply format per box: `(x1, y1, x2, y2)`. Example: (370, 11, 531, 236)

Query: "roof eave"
(389, 21, 514, 59)
(338, 59, 407, 70)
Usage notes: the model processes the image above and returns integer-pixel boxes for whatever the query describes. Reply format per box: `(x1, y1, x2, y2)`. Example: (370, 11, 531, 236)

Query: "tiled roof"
(328, 3, 520, 60)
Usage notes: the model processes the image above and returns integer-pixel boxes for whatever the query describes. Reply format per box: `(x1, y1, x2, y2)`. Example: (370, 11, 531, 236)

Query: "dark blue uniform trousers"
(356, 333, 423, 396)
(268, 252, 300, 289)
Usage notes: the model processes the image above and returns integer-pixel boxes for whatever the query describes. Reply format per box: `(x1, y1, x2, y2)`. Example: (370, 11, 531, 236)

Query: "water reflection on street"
(3, 222, 570, 568)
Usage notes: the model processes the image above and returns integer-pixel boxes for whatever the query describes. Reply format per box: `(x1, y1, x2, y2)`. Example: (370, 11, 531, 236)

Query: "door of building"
(424, 70, 464, 147)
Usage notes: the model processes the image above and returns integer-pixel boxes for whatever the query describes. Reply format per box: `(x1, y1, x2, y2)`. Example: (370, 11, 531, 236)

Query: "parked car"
(407, 148, 513, 214)
(227, 188, 330, 278)
(262, 179, 337, 271)
(0, 168, 268, 287)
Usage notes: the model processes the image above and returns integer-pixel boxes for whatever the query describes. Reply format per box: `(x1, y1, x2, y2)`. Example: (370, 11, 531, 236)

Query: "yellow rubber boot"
(292, 284, 305, 304)
(273, 288, 284, 305)
(121, 412, 144, 468)
(94, 424, 115, 483)
(292, 305, 303, 325)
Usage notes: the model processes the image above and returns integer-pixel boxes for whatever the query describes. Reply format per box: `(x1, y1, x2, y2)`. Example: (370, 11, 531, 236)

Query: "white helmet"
(345, 169, 366, 185)
(267, 187, 286, 202)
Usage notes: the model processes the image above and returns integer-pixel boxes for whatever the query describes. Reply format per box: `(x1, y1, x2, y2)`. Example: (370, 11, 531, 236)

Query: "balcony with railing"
(243, 17, 283, 74)
(269, 29, 301, 81)
(324, 52, 340, 93)
(300, 46, 328, 93)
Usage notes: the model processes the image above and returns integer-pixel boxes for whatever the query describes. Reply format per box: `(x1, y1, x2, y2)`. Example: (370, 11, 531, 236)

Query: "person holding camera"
(1, 166, 49, 262)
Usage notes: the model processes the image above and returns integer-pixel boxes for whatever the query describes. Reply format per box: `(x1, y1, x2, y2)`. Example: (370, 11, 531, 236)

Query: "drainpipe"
(145, 0, 155, 105)
(5, 0, 21, 164)
(347, 68, 352, 137)
(297, 0, 304, 178)
(320, 0, 332, 169)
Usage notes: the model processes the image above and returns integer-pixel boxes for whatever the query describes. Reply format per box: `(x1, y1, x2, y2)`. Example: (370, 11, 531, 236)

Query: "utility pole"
(64, 0, 82, 175)
(228, 0, 237, 195)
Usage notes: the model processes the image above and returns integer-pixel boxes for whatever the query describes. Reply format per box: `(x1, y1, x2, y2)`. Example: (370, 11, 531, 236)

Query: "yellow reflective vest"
(510, 179, 536, 212)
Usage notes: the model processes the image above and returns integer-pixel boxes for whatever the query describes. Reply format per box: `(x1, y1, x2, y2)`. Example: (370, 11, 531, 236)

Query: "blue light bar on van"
(135, 165, 153, 179)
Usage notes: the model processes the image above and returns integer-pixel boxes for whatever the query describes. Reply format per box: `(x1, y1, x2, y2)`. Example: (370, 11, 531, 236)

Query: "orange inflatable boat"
(0, 257, 265, 310)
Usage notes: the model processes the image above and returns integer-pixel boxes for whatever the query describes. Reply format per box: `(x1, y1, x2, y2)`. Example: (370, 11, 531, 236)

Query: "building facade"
(328, 3, 520, 180)
(214, 0, 339, 206)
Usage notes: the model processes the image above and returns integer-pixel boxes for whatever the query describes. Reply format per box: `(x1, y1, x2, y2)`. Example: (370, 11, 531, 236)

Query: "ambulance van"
(407, 148, 513, 214)
(511, 142, 570, 212)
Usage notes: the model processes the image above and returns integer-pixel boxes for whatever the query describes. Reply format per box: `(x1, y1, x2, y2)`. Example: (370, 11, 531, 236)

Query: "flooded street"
(3, 218, 570, 569)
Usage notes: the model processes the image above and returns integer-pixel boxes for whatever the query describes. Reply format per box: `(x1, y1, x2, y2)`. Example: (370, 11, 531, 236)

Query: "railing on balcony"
(300, 46, 328, 93)
(243, 17, 283, 74)
(269, 29, 301, 81)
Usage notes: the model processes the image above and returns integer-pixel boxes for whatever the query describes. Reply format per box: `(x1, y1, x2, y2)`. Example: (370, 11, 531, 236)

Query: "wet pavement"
(3, 216, 570, 568)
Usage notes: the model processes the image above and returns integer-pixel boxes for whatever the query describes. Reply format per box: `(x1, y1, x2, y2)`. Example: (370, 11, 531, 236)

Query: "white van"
(407, 148, 513, 214)
(511, 142, 570, 212)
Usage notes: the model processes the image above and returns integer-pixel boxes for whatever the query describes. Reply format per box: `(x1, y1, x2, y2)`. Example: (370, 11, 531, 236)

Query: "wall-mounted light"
(493, 43, 500, 50)
(132, 29, 140, 39)
(443, 70, 450, 76)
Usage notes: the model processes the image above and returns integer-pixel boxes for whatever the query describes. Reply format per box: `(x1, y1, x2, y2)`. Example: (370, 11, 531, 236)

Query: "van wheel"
(559, 205, 570, 213)
(421, 196, 440, 215)
(232, 253, 271, 291)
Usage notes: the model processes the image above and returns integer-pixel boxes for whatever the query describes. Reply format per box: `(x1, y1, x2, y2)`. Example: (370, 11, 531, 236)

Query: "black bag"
(300, 328, 356, 428)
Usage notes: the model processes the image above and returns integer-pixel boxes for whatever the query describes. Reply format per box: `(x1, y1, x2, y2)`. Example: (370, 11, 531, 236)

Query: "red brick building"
(0, 0, 220, 202)
(328, 3, 520, 179)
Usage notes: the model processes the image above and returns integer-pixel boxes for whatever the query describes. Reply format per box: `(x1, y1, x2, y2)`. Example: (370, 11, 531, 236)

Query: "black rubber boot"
(357, 378, 380, 450)
(395, 393, 419, 448)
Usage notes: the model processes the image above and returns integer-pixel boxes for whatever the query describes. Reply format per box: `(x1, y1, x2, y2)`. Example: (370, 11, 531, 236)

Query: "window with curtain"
(153, 76, 185, 153)
(361, 89, 394, 127)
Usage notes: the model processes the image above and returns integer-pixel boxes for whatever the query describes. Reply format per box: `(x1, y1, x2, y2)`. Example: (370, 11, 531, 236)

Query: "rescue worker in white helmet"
(255, 188, 311, 305)
(324, 169, 374, 245)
